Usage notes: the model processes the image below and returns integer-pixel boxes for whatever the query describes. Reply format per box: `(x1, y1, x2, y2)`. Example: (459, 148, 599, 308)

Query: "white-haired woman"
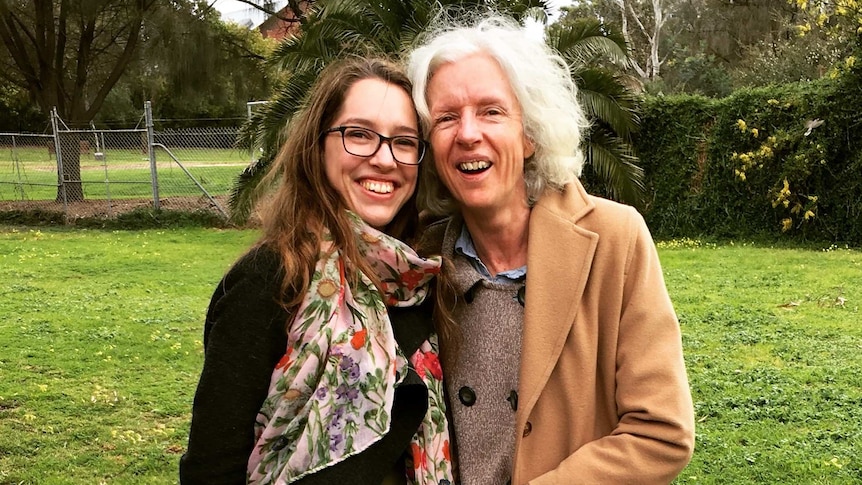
(409, 15, 695, 485)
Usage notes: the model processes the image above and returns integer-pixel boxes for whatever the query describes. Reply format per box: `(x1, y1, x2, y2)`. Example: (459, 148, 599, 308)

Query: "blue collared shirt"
(454, 224, 527, 284)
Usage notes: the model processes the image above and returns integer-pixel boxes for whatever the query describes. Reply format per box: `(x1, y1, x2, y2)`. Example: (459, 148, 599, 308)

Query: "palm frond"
(585, 129, 646, 208)
(229, 68, 322, 219)
(227, 156, 278, 224)
(576, 69, 639, 139)
(549, 18, 628, 68)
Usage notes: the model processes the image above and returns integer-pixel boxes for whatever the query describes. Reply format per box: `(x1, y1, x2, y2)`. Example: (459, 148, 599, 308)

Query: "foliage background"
(633, 56, 862, 243)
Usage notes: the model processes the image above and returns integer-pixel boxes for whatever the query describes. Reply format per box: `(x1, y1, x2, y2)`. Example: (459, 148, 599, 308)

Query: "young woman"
(179, 57, 453, 485)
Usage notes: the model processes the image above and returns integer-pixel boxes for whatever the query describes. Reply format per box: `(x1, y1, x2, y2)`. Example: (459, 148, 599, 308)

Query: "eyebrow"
(338, 117, 419, 136)
(430, 95, 513, 114)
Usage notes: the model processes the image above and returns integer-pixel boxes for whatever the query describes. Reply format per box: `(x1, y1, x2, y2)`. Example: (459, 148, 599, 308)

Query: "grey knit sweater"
(439, 217, 525, 485)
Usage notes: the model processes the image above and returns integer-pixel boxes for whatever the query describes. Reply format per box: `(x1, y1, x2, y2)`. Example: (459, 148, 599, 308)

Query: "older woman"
(408, 16, 695, 485)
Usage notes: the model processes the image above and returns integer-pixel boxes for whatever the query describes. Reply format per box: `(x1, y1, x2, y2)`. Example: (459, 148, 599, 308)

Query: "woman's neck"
(461, 205, 531, 277)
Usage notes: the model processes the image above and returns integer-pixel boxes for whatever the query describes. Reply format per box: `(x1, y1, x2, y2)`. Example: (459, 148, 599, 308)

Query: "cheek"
(430, 129, 452, 155)
(402, 167, 419, 193)
(323, 146, 352, 194)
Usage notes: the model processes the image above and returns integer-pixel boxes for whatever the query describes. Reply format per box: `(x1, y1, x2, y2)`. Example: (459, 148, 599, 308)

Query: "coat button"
(507, 390, 518, 411)
(522, 421, 532, 437)
(516, 285, 526, 306)
(463, 281, 481, 304)
(458, 386, 476, 406)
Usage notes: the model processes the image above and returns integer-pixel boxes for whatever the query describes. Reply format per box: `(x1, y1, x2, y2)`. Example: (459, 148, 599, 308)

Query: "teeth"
(458, 160, 490, 171)
(361, 180, 394, 194)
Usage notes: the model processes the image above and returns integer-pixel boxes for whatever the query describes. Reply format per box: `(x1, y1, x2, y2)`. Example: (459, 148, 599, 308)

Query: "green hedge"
(634, 57, 862, 244)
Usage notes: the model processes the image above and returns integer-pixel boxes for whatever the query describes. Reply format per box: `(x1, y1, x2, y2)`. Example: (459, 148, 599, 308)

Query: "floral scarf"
(247, 213, 453, 485)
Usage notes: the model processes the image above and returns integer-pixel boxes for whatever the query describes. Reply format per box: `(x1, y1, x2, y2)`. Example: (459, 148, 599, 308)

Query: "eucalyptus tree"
(229, 0, 645, 221)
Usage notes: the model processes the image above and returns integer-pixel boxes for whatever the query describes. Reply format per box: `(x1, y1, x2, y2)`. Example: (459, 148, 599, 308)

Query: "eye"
(434, 114, 457, 125)
(484, 107, 505, 117)
(393, 137, 420, 149)
(344, 127, 374, 140)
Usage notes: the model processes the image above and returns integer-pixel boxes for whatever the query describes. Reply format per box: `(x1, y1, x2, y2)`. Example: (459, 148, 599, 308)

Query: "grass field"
(0, 228, 859, 483)
(0, 147, 250, 201)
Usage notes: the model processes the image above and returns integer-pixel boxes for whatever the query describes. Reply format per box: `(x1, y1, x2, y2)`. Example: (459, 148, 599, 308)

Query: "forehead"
(426, 53, 518, 109)
(336, 78, 416, 127)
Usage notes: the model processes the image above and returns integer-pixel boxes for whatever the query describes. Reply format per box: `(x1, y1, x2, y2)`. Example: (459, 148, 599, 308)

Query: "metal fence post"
(51, 107, 68, 216)
(145, 101, 159, 210)
(246, 100, 268, 164)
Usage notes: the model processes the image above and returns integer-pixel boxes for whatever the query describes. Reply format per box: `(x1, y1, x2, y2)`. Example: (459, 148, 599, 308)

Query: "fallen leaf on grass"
(166, 444, 184, 454)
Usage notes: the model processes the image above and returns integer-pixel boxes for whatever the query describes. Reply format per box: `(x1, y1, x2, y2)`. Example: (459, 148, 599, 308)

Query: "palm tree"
(546, 17, 645, 206)
(229, 0, 644, 222)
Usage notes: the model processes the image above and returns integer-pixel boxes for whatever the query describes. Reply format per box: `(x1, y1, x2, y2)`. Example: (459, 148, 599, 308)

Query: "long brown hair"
(255, 56, 420, 311)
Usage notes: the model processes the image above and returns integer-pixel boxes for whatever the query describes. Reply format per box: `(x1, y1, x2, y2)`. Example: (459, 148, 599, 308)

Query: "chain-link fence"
(0, 102, 252, 222)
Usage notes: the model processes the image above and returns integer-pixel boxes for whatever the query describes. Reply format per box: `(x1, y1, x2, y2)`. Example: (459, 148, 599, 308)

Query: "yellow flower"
(846, 56, 856, 68)
(781, 218, 793, 232)
(791, 203, 802, 214)
(767, 99, 779, 105)
(317, 279, 339, 298)
(804, 210, 815, 220)
(736, 119, 747, 132)
(751, 128, 759, 138)
(781, 179, 791, 196)
(816, 13, 828, 26)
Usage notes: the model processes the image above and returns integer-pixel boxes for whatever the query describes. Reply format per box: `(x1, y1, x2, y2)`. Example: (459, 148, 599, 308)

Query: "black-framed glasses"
(322, 125, 427, 166)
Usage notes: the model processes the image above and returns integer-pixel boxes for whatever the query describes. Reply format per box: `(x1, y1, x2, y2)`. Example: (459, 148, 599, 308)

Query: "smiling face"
(323, 78, 420, 229)
(426, 53, 535, 217)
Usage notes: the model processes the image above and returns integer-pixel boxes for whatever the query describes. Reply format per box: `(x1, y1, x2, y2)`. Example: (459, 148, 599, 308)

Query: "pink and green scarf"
(247, 212, 453, 484)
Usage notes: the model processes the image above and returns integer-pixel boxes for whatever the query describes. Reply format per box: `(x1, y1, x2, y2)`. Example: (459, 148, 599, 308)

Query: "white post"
(145, 101, 159, 210)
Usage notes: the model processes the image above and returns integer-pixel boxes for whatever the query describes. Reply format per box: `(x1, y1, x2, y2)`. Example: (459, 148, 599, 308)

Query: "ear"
(523, 135, 536, 159)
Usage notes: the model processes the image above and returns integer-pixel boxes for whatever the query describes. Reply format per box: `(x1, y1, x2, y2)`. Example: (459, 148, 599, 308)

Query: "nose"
(367, 139, 397, 170)
(455, 113, 481, 146)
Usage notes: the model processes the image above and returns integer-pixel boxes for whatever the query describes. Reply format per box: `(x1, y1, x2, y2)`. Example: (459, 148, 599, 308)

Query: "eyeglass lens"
(337, 126, 423, 165)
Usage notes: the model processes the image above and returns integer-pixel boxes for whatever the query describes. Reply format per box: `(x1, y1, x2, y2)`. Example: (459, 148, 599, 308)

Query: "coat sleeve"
(179, 249, 290, 485)
(530, 210, 695, 485)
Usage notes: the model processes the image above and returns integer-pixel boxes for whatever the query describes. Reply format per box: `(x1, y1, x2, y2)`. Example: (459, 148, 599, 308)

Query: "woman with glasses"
(180, 57, 454, 485)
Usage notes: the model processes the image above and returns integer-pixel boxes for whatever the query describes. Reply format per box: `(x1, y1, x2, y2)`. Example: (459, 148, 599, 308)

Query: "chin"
(357, 211, 395, 230)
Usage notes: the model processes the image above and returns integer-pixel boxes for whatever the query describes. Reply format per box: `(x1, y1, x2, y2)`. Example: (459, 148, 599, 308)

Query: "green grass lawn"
(0, 229, 859, 483)
(1, 147, 249, 201)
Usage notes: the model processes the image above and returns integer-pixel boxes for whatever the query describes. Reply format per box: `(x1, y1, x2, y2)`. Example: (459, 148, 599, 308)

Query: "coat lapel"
(517, 182, 598, 429)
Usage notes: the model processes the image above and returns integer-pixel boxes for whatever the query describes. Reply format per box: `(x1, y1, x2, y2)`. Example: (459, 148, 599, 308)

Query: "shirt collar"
(453, 223, 527, 284)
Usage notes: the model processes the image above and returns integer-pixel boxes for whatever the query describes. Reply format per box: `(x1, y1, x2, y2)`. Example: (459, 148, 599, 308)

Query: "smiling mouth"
(458, 160, 491, 173)
(361, 180, 394, 194)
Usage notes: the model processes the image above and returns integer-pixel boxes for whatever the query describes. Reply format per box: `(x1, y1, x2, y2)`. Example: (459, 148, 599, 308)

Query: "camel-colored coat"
(424, 181, 695, 484)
